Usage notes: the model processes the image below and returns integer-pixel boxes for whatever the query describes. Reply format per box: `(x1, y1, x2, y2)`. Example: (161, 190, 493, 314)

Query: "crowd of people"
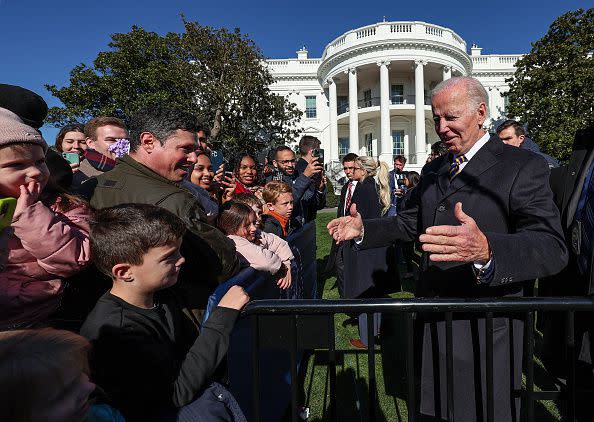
(0, 84, 328, 421)
(0, 73, 593, 422)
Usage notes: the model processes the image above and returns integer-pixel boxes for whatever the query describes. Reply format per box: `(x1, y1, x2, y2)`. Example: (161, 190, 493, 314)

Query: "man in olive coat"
(328, 77, 568, 421)
(90, 108, 240, 315)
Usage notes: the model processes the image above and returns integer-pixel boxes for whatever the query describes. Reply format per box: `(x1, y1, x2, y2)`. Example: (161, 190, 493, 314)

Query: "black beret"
(0, 84, 48, 129)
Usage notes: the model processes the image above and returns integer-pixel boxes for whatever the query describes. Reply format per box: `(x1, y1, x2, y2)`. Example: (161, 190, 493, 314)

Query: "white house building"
(266, 20, 522, 180)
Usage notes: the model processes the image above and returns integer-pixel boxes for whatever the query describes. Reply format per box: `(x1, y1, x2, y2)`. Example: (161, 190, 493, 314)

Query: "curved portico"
(318, 21, 470, 164)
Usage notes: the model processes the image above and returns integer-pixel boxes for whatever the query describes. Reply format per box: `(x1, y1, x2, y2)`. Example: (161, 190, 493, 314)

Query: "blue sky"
(0, 0, 590, 143)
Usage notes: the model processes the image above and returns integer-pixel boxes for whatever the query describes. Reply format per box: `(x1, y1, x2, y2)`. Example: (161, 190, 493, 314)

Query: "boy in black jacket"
(81, 204, 249, 421)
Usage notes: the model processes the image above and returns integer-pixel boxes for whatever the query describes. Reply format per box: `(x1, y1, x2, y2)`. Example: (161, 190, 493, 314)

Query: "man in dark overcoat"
(328, 76, 568, 421)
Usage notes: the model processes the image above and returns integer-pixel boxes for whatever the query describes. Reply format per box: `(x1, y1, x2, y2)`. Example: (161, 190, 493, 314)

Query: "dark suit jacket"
(341, 177, 392, 298)
(360, 135, 568, 421)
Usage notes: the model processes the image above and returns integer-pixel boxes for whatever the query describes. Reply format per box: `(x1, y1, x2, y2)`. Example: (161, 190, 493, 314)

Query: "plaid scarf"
(83, 148, 116, 173)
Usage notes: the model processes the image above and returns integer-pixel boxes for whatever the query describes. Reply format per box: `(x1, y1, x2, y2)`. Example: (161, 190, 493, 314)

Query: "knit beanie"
(0, 107, 48, 152)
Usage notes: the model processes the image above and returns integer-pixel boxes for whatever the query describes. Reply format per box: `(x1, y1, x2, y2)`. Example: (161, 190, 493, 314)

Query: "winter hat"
(0, 107, 48, 152)
(0, 84, 48, 129)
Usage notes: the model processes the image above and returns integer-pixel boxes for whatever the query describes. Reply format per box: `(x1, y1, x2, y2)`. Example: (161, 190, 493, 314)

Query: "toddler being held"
(218, 202, 293, 290)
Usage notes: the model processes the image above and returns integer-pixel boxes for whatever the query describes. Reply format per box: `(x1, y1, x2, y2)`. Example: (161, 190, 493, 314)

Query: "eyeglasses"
(278, 159, 296, 165)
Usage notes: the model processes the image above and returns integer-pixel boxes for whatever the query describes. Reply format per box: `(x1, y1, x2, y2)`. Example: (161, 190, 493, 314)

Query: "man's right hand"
(326, 203, 363, 243)
(218, 285, 250, 310)
(303, 157, 323, 178)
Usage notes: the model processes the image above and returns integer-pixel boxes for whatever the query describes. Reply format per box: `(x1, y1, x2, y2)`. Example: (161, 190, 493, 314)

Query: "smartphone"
(0, 198, 17, 230)
(62, 152, 80, 165)
(312, 148, 325, 164)
(210, 150, 224, 170)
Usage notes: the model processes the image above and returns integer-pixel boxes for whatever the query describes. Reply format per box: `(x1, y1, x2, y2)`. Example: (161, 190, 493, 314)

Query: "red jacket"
(0, 199, 91, 328)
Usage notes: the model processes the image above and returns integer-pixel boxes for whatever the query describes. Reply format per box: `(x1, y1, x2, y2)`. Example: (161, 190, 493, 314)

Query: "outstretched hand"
(326, 203, 364, 244)
(419, 202, 491, 263)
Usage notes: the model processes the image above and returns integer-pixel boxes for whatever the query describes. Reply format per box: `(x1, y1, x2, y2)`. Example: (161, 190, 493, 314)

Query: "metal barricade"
(242, 297, 594, 422)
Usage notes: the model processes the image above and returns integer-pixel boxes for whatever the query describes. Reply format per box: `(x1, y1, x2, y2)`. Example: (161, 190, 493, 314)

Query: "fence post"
(367, 312, 377, 422)
(406, 313, 416, 422)
(251, 315, 261, 422)
(486, 312, 494, 422)
(525, 311, 535, 422)
(445, 312, 454, 422)
(566, 310, 576, 422)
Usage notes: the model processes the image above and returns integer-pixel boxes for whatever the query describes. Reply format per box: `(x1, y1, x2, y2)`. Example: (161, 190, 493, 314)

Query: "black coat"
(360, 136, 568, 421)
(342, 177, 393, 298)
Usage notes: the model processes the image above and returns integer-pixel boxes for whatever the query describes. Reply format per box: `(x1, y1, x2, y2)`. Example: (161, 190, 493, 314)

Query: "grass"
(298, 213, 563, 421)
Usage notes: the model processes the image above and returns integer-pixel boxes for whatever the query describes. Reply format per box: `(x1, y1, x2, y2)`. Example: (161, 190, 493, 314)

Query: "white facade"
(267, 21, 522, 178)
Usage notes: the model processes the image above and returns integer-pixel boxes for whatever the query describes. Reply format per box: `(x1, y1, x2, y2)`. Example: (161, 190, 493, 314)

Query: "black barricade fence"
(202, 222, 318, 421)
(242, 297, 594, 422)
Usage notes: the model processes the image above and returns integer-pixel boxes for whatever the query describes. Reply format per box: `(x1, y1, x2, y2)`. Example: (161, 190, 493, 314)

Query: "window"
(364, 133, 373, 156)
(391, 84, 404, 104)
(305, 96, 317, 118)
(338, 138, 349, 159)
(363, 90, 372, 107)
(392, 130, 405, 155)
(503, 95, 509, 115)
(337, 96, 348, 114)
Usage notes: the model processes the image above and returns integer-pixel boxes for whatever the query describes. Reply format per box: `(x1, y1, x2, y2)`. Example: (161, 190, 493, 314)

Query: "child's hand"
(218, 285, 250, 310)
(277, 262, 292, 290)
(14, 181, 42, 218)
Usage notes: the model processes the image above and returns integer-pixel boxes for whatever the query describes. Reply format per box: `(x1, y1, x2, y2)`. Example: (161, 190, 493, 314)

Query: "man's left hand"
(419, 202, 491, 263)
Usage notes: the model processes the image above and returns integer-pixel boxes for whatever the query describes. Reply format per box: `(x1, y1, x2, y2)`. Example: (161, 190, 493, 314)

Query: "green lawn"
(298, 213, 562, 421)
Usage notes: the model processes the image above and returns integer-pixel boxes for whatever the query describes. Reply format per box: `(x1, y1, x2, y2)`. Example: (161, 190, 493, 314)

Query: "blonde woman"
(342, 156, 396, 349)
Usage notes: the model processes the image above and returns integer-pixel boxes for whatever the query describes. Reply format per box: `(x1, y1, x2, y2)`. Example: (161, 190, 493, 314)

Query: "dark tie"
(344, 182, 353, 215)
(449, 154, 468, 179)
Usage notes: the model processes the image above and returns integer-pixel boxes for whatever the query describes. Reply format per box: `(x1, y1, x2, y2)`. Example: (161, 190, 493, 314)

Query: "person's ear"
(139, 132, 158, 153)
(112, 263, 133, 282)
(266, 202, 274, 211)
(518, 134, 526, 145)
(86, 137, 94, 148)
(477, 102, 487, 126)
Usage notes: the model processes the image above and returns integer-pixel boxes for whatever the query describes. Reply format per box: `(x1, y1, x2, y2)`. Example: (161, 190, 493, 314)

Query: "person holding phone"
(181, 152, 236, 222)
(295, 135, 327, 222)
(268, 143, 324, 228)
(55, 123, 88, 187)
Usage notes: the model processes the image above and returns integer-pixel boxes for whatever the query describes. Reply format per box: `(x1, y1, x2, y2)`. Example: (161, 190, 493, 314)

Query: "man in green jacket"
(90, 108, 240, 314)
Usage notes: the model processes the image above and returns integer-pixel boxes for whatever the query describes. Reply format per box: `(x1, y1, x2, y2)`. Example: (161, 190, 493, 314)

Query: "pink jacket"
(0, 200, 91, 328)
(228, 231, 294, 274)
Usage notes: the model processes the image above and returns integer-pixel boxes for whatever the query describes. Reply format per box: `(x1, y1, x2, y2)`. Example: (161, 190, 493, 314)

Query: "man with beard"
(90, 107, 240, 316)
(267, 145, 323, 227)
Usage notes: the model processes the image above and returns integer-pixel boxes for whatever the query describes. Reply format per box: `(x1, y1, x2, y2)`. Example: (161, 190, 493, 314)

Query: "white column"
(378, 61, 392, 162)
(414, 60, 427, 164)
(442, 65, 452, 81)
(327, 78, 338, 161)
(347, 68, 359, 153)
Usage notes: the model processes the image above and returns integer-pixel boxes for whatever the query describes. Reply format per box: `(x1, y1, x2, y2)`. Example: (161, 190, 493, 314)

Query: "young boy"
(261, 181, 294, 239)
(80, 203, 249, 421)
